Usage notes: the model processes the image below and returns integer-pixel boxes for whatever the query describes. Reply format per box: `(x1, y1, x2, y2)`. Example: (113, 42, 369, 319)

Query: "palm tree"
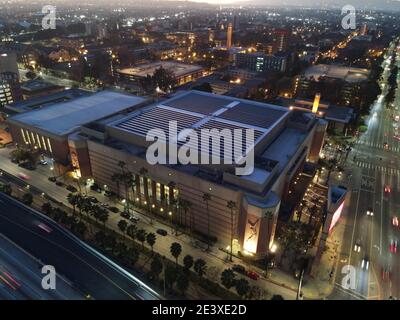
(194, 259, 207, 278)
(67, 193, 79, 218)
(96, 206, 109, 230)
(146, 232, 156, 253)
(111, 173, 121, 197)
(180, 198, 192, 232)
(202, 193, 211, 251)
(126, 224, 137, 247)
(226, 200, 236, 262)
(170, 242, 182, 266)
(118, 161, 130, 214)
(136, 229, 147, 250)
(221, 268, 236, 289)
(150, 254, 163, 281)
(176, 273, 189, 296)
(140, 167, 152, 223)
(235, 279, 250, 298)
(118, 219, 128, 239)
(183, 254, 194, 272)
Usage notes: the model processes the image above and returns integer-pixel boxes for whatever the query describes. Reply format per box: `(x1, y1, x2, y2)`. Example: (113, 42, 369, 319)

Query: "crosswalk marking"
(355, 161, 400, 175)
(355, 140, 400, 152)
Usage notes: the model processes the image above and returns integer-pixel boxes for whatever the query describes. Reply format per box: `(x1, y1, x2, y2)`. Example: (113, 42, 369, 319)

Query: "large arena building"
(8, 90, 327, 257)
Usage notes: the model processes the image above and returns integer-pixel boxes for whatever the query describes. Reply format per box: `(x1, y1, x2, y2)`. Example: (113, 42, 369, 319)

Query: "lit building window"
(41, 136, 47, 151)
(36, 133, 42, 149)
(20, 129, 28, 144)
(47, 138, 53, 153)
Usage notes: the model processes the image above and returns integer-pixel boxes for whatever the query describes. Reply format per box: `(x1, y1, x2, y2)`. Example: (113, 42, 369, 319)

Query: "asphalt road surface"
(0, 233, 84, 300)
(330, 40, 400, 300)
(0, 193, 161, 300)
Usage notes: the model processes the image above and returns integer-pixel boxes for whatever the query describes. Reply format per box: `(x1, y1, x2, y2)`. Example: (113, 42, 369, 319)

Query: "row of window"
(137, 177, 179, 204)
(20, 128, 53, 154)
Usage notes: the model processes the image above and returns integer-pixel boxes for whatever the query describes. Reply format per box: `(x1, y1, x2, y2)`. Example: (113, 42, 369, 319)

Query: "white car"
(361, 258, 369, 270)
(354, 242, 361, 253)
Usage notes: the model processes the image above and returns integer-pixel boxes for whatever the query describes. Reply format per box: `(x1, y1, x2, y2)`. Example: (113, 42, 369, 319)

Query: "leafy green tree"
(115, 242, 128, 258)
(71, 221, 87, 237)
(235, 279, 250, 298)
(165, 265, 178, 290)
(21, 192, 33, 206)
(183, 255, 194, 271)
(221, 268, 236, 290)
(146, 232, 156, 253)
(0, 183, 12, 196)
(153, 66, 176, 92)
(170, 242, 182, 266)
(127, 247, 139, 266)
(118, 219, 128, 238)
(94, 205, 109, 230)
(41, 202, 53, 216)
(194, 259, 207, 278)
(67, 193, 78, 217)
(126, 224, 137, 243)
(176, 273, 189, 296)
(150, 254, 163, 280)
(136, 229, 147, 249)
(94, 231, 106, 248)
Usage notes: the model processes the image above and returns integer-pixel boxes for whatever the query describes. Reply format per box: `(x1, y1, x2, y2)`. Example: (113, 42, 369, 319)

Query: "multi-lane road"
(0, 233, 84, 299)
(331, 40, 400, 300)
(0, 193, 161, 300)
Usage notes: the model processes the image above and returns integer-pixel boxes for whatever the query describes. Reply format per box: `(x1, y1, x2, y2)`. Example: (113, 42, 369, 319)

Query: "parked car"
(39, 160, 48, 165)
(90, 184, 102, 193)
(109, 206, 119, 213)
(232, 264, 246, 275)
(55, 181, 65, 187)
(105, 190, 116, 198)
(246, 270, 259, 281)
(88, 196, 99, 203)
(66, 185, 78, 193)
(156, 229, 168, 236)
(19, 161, 35, 170)
(129, 215, 140, 223)
(120, 212, 130, 219)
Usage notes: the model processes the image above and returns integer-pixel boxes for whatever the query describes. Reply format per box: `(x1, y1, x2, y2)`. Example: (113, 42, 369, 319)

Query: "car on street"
(381, 267, 391, 282)
(156, 229, 168, 236)
(19, 161, 35, 170)
(354, 240, 361, 253)
(366, 207, 374, 216)
(37, 223, 52, 233)
(393, 216, 399, 227)
(384, 185, 392, 194)
(55, 181, 65, 187)
(109, 206, 119, 213)
(18, 172, 29, 180)
(129, 215, 139, 223)
(361, 257, 369, 270)
(88, 196, 99, 203)
(90, 184, 102, 193)
(390, 240, 398, 254)
(232, 264, 246, 275)
(66, 185, 78, 193)
(120, 212, 130, 219)
(246, 270, 259, 281)
(39, 160, 48, 165)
